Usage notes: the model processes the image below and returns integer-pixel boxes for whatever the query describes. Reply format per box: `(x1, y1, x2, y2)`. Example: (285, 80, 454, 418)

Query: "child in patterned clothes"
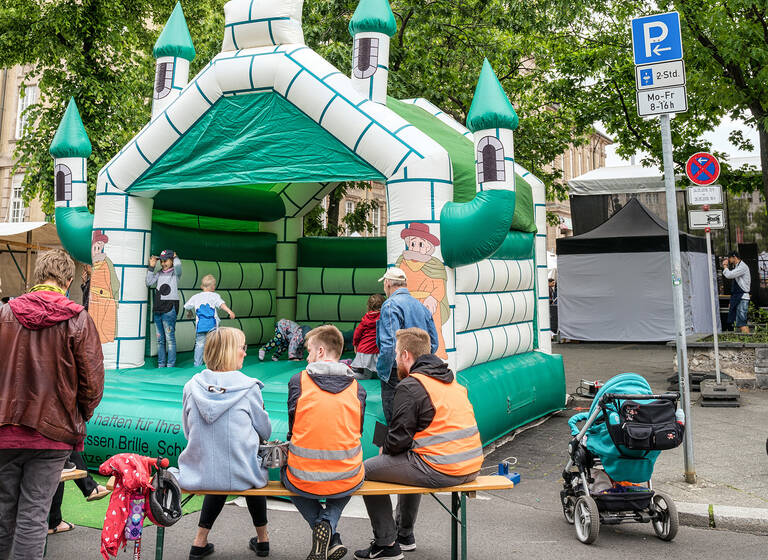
(259, 319, 312, 361)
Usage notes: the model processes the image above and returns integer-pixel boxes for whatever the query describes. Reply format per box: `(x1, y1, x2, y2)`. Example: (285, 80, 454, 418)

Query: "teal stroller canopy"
(568, 373, 661, 483)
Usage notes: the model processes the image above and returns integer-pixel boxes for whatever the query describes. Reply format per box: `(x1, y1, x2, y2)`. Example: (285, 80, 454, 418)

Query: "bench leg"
(155, 526, 165, 560)
(460, 492, 467, 560)
(451, 492, 459, 560)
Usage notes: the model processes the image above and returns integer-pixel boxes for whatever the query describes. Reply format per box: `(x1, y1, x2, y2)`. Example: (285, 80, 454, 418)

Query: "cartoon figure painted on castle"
(396, 223, 449, 358)
(89, 230, 120, 344)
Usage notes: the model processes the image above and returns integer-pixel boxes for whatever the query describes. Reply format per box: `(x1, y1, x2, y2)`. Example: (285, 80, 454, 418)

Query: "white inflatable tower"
(51, 98, 91, 211)
(152, 2, 196, 119)
(348, 0, 397, 104)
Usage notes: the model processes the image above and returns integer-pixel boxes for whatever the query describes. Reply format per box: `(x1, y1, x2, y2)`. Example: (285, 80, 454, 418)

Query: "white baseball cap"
(378, 268, 407, 282)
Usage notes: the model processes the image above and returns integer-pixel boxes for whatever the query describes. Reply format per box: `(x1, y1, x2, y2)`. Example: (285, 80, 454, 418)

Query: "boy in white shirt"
(184, 275, 236, 366)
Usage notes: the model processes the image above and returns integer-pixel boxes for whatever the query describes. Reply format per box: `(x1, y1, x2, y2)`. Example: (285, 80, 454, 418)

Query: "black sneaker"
(328, 533, 347, 560)
(62, 461, 76, 473)
(189, 543, 214, 560)
(307, 520, 332, 560)
(249, 537, 269, 557)
(396, 535, 415, 552)
(353, 541, 403, 559)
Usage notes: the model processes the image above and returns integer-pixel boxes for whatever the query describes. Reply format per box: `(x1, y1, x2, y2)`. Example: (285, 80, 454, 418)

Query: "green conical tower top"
(466, 59, 519, 133)
(349, 0, 397, 37)
(49, 98, 92, 158)
(153, 2, 196, 61)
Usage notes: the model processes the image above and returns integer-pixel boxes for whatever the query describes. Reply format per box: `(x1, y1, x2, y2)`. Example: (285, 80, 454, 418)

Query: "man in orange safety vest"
(354, 328, 483, 560)
(282, 325, 367, 560)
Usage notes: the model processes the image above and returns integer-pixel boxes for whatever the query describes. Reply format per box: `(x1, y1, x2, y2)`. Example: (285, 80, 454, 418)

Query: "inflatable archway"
(52, 0, 565, 467)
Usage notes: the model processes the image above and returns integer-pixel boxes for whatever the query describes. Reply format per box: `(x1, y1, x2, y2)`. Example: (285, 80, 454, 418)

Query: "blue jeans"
(290, 495, 351, 534)
(734, 299, 749, 327)
(193, 332, 208, 366)
(155, 308, 177, 367)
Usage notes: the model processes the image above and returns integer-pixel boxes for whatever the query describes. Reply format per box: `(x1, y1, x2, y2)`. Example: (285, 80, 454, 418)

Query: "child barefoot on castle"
(259, 319, 311, 362)
(350, 294, 385, 379)
(184, 274, 236, 367)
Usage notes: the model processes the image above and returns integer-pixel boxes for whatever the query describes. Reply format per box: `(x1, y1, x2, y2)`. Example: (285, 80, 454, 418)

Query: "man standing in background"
(722, 250, 751, 333)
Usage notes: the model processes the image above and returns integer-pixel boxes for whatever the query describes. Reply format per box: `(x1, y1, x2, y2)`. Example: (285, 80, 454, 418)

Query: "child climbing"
(184, 274, 236, 366)
(146, 249, 182, 367)
(259, 319, 311, 362)
(350, 294, 385, 379)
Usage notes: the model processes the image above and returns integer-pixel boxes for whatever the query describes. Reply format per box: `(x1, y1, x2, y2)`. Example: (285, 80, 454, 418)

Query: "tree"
(304, 181, 380, 236)
(535, 0, 767, 207)
(0, 0, 225, 215)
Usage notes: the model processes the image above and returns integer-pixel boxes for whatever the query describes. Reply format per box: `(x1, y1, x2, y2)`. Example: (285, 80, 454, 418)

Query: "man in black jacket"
(354, 328, 482, 560)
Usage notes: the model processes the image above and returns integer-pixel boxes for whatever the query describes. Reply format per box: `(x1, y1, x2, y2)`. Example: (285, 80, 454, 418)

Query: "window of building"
(8, 174, 26, 222)
(320, 197, 328, 228)
(353, 37, 379, 79)
(748, 211, 754, 222)
(55, 164, 73, 202)
(346, 200, 355, 215)
(154, 61, 174, 100)
(476, 136, 505, 183)
(372, 207, 380, 236)
(15, 85, 38, 139)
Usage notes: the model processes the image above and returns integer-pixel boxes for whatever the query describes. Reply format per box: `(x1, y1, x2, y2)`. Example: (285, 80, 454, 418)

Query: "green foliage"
(534, 0, 768, 202)
(0, 0, 226, 215)
(304, 0, 594, 201)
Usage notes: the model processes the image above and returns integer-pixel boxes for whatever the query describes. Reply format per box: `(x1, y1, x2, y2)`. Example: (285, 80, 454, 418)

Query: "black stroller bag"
(607, 399, 683, 451)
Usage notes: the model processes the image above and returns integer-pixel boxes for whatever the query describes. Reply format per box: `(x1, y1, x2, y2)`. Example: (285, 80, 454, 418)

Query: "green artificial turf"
(60, 473, 206, 530)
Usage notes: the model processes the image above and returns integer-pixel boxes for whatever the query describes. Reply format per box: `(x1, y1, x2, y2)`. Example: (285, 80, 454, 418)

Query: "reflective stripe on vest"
(410, 373, 484, 476)
(286, 371, 364, 495)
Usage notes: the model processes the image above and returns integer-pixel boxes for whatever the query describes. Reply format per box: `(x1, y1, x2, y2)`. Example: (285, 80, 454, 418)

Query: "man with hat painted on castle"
(89, 230, 120, 343)
(395, 223, 449, 358)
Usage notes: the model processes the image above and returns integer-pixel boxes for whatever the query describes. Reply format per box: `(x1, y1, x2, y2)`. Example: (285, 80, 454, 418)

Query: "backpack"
(196, 303, 217, 333)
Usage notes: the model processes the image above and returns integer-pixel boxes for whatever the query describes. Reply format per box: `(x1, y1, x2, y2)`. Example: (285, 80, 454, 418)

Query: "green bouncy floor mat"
(83, 350, 564, 470)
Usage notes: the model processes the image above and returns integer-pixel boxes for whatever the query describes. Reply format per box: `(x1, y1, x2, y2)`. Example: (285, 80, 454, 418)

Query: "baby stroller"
(560, 373, 684, 544)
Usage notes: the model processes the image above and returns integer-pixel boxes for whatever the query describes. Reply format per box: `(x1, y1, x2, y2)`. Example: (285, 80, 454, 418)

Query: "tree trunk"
(326, 187, 342, 237)
(760, 123, 768, 218)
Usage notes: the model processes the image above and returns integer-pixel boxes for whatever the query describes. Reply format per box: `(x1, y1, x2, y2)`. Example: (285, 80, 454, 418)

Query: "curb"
(678, 502, 768, 535)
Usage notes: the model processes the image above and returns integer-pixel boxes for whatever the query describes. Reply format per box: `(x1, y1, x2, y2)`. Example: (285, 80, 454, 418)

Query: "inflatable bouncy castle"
(52, 0, 565, 466)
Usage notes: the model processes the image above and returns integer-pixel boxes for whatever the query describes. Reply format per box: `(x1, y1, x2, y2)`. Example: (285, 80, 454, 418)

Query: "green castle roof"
(466, 59, 519, 133)
(153, 2, 196, 61)
(50, 98, 92, 159)
(349, 0, 397, 37)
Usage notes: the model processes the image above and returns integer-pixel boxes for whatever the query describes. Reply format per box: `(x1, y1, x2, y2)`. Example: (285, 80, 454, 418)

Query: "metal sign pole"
(705, 226, 721, 384)
(660, 113, 696, 484)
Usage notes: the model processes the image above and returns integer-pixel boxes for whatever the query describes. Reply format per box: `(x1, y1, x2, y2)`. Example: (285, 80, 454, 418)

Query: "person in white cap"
(376, 268, 438, 424)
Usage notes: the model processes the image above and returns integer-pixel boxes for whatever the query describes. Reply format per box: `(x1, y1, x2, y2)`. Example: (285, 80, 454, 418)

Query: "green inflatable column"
(262, 217, 302, 321)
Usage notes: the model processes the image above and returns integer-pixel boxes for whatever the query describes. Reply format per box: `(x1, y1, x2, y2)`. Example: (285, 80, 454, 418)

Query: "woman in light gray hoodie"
(175, 327, 272, 559)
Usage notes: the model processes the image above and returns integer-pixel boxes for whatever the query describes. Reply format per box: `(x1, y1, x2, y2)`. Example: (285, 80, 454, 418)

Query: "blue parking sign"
(639, 68, 653, 86)
(631, 12, 683, 65)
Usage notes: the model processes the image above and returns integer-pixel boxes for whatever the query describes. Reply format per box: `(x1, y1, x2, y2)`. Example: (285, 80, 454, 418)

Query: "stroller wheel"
(561, 494, 575, 524)
(651, 491, 679, 541)
(574, 496, 599, 544)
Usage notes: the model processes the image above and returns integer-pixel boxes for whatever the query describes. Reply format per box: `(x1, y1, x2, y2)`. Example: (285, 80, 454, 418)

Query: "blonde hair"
(396, 328, 431, 359)
(201, 274, 216, 290)
(305, 325, 344, 359)
(32, 250, 75, 287)
(203, 327, 246, 371)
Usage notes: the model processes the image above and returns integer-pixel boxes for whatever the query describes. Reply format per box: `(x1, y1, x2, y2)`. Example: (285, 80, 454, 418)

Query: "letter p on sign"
(643, 22, 668, 58)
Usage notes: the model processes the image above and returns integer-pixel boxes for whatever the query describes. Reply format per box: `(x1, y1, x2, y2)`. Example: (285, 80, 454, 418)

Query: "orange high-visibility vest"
(286, 371, 364, 496)
(409, 373, 484, 476)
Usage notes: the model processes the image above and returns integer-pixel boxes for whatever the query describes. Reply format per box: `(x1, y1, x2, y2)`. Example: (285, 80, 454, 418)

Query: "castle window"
(476, 136, 505, 183)
(154, 61, 174, 100)
(55, 164, 73, 202)
(353, 37, 378, 79)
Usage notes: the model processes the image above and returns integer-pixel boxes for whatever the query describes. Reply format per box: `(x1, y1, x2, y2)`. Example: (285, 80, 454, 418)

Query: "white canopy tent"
(0, 222, 62, 295)
(568, 156, 761, 195)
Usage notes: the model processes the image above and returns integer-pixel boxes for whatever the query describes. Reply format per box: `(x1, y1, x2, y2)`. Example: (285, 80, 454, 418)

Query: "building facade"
(0, 65, 45, 223)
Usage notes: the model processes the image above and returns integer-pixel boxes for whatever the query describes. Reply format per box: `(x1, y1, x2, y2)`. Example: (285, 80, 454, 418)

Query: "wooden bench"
(151, 475, 514, 560)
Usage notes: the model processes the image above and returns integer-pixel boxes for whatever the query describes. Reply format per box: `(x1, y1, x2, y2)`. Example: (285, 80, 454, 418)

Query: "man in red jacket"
(0, 249, 104, 560)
